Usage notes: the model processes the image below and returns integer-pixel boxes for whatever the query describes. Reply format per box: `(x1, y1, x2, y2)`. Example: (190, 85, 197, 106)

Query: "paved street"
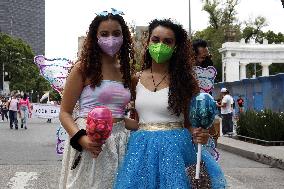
(0, 117, 284, 189)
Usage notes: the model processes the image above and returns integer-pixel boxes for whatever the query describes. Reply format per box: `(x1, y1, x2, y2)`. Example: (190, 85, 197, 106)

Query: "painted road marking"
(7, 172, 38, 189)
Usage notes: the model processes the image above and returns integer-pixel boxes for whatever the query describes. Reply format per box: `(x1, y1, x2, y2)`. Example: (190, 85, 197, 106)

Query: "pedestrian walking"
(46, 100, 54, 123)
(0, 99, 8, 122)
(18, 93, 32, 129)
(8, 94, 19, 130)
(216, 88, 233, 135)
(1, 99, 9, 122)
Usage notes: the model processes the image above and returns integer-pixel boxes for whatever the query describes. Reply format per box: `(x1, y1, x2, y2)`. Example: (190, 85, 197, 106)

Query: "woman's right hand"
(78, 135, 103, 158)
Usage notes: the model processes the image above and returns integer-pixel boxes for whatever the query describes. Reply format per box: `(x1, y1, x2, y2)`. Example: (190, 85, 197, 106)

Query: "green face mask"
(148, 43, 174, 64)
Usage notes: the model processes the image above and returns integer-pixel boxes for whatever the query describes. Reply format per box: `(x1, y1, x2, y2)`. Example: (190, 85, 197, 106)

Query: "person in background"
(19, 93, 32, 129)
(192, 39, 219, 142)
(216, 88, 233, 135)
(46, 100, 54, 123)
(216, 98, 222, 116)
(227, 90, 235, 116)
(237, 95, 244, 113)
(8, 94, 19, 129)
(192, 39, 213, 68)
(1, 99, 9, 122)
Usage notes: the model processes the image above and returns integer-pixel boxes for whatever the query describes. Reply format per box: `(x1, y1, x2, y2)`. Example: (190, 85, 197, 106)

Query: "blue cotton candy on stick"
(189, 92, 217, 129)
(188, 92, 217, 179)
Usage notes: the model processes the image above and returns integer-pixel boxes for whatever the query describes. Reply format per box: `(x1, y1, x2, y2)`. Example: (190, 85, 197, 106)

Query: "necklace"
(150, 66, 168, 92)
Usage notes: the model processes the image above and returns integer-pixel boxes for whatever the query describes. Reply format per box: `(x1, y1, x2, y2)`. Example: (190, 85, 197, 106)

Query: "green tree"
(242, 16, 268, 43)
(202, 0, 239, 29)
(242, 28, 284, 76)
(194, 0, 241, 82)
(194, 1, 284, 81)
(49, 88, 62, 102)
(261, 30, 284, 44)
(0, 33, 50, 100)
(261, 31, 284, 75)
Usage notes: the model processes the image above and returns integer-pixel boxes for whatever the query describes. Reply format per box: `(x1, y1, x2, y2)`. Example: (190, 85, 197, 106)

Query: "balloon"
(193, 66, 217, 93)
(86, 106, 113, 144)
(189, 93, 217, 129)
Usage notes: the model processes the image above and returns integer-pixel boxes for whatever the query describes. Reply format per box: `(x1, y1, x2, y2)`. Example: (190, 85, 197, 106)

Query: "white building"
(219, 39, 284, 82)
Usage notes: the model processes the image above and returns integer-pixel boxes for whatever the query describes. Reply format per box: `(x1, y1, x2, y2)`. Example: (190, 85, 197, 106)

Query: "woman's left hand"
(192, 127, 210, 144)
(124, 117, 139, 131)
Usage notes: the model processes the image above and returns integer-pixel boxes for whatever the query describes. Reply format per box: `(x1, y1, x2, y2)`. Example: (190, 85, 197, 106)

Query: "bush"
(237, 110, 284, 141)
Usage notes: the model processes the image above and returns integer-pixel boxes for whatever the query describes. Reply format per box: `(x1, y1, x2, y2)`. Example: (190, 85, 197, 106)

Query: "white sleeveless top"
(135, 81, 184, 123)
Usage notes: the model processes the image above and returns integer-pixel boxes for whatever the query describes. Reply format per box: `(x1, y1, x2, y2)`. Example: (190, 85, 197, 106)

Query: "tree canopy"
(0, 32, 51, 101)
(193, 0, 284, 82)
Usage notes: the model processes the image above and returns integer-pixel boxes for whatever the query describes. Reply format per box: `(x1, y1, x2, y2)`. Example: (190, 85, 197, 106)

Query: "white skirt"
(59, 118, 129, 189)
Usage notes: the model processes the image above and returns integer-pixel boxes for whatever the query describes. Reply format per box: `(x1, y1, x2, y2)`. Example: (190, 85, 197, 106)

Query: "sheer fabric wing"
(34, 55, 73, 95)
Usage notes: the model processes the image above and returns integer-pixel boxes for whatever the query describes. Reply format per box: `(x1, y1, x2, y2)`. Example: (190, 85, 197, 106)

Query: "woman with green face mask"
(114, 19, 226, 189)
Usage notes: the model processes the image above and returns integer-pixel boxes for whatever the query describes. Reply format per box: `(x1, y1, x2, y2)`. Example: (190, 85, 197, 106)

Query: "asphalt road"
(0, 117, 283, 189)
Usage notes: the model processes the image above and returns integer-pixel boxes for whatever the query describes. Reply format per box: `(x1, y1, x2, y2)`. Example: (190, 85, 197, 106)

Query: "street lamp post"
(30, 90, 33, 102)
(37, 92, 39, 103)
(0, 50, 24, 94)
(0, 49, 7, 93)
(2, 61, 4, 93)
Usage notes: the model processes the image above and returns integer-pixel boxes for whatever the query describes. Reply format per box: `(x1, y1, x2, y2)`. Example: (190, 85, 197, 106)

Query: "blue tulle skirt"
(114, 128, 226, 189)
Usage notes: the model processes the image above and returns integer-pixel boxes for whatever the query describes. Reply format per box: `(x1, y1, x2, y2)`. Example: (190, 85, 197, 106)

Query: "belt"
(139, 122, 183, 131)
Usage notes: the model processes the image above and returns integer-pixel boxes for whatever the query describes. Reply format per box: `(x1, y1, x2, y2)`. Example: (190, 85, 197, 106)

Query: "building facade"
(0, 0, 45, 55)
(219, 39, 284, 82)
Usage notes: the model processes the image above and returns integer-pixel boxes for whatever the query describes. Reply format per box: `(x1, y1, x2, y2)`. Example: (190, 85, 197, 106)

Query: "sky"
(45, 0, 284, 60)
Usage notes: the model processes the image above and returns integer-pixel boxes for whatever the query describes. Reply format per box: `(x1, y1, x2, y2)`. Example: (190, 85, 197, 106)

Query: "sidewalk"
(218, 136, 284, 170)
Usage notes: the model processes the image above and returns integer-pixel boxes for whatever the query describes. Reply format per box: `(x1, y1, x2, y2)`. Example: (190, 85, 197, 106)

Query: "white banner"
(32, 103, 60, 119)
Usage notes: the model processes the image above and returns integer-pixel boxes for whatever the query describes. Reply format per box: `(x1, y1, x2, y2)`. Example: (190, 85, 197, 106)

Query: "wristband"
(70, 129, 86, 152)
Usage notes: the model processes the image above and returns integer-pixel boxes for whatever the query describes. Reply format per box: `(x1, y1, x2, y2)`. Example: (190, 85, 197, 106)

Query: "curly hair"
(142, 19, 199, 116)
(79, 14, 134, 88)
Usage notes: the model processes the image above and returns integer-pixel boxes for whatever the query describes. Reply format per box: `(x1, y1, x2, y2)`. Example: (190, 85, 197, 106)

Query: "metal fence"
(212, 73, 284, 112)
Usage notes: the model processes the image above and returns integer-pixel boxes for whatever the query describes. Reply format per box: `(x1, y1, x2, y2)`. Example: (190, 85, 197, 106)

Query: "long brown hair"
(79, 14, 134, 88)
(142, 19, 199, 116)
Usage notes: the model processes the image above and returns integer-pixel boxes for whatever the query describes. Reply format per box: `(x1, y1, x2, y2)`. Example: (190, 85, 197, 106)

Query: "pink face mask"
(97, 36, 123, 57)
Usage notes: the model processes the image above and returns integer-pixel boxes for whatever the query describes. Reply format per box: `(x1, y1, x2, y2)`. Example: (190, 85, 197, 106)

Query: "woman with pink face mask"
(59, 10, 135, 189)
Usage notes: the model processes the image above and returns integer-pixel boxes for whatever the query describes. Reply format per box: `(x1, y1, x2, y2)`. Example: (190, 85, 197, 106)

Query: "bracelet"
(70, 129, 86, 152)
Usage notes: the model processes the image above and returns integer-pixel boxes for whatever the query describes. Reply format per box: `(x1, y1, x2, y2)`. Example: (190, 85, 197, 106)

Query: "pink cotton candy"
(86, 106, 113, 143)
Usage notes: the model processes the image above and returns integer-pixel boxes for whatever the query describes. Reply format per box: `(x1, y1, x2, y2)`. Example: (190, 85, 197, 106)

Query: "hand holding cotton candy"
(86, 106, 113, 144)
(188, 93, 217, 179)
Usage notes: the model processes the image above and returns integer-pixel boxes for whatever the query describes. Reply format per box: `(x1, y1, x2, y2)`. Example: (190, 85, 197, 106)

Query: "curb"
(218, 142, 284, 170)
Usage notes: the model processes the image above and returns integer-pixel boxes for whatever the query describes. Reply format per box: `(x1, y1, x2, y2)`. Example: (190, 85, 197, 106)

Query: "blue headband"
(95, 8, 124, 16)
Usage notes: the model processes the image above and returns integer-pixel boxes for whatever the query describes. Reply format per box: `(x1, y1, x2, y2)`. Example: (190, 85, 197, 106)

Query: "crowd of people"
(0, 93, 32, 130)
(2, 10, 248, 187)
